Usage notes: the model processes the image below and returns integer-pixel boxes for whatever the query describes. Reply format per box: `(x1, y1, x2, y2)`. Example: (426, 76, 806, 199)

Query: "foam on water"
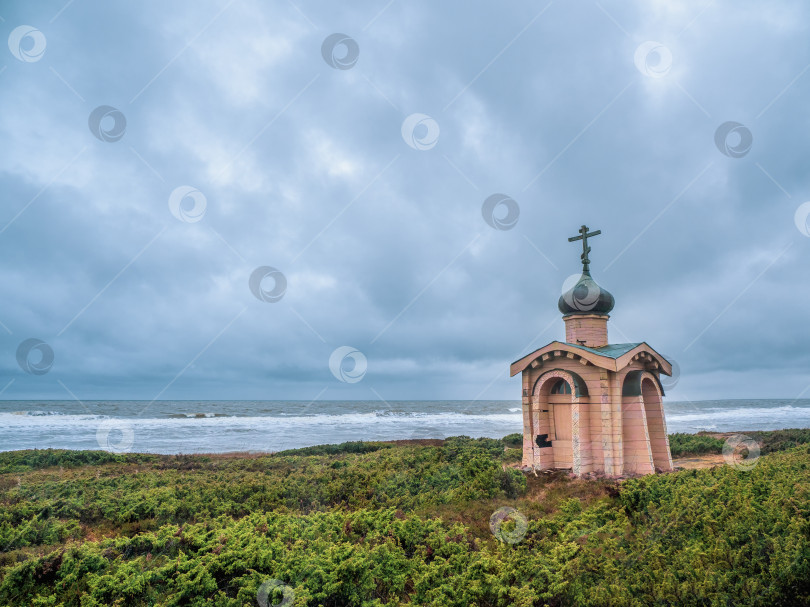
(0, 399, 808, 454)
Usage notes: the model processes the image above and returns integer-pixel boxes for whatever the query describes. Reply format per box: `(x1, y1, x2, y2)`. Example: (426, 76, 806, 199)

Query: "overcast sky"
(1, 0, 809, 403)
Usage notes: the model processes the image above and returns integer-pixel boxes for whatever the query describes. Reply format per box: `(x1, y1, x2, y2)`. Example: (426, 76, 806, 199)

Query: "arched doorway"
(549, 379, 573, 468)
(528, 369, 590, 474)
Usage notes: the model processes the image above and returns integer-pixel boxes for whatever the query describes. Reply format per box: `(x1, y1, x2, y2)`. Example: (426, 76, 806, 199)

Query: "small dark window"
(550, 379, 571, 394)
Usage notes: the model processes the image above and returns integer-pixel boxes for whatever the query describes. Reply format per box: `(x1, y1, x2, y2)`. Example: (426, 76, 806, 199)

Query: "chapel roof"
(509, 340, 672, 377)
(566, 342, 641, 358)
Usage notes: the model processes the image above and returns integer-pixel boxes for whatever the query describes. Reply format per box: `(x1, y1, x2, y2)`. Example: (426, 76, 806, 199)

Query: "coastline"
(3, 398, 810, 454)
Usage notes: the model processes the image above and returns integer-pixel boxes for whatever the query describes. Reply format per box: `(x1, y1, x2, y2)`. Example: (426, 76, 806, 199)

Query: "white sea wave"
(2, 400, 810, 454)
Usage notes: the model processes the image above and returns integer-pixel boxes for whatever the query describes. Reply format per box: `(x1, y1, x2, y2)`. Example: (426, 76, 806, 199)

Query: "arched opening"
(526, 369, 591, 474)
(621, 371, 654, 474)
(550, 379, 572, 394)
(641, 377, 671, 471)
(543, 376, 576, 469)
(548, 380, 572, 445)
(526, 375, 556, 470)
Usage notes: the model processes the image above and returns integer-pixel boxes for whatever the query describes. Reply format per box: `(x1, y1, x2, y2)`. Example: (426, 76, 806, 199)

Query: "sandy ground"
(672, 453, 727, 469)
(671, 431, 744, 470)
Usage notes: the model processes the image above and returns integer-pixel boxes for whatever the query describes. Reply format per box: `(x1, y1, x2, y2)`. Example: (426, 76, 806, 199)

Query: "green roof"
(566, 342, 642, 359)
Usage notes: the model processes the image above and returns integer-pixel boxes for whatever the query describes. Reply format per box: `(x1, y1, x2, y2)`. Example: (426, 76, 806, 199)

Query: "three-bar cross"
(568, 225, 601, 273)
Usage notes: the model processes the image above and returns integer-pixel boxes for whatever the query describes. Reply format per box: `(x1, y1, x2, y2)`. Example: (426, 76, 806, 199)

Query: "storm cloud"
(1, 0, 809, 403)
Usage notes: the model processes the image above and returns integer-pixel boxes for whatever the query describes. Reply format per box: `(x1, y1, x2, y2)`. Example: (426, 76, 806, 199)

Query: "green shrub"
(745, 428, 810, 454)
(4, 432, 810, 605)
(274, 440, 391, 457)
(667, 432, 725, 457)
(501, 433, 523, 448)
(0, 449, 156, 474)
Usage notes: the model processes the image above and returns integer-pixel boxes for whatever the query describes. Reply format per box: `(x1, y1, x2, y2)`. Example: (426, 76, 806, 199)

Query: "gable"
(510, 341, 672, 377)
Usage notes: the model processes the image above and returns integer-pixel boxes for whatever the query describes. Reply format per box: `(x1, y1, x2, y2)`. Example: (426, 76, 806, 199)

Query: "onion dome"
(559, 224, 615, 315)
(558, 271, 615, 316)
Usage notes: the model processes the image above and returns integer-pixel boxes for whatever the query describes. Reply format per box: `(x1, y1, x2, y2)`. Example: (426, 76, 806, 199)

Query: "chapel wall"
(621, 395, 655, 474)
(522, 357, 609, 474)
(563, 314, 609, 347)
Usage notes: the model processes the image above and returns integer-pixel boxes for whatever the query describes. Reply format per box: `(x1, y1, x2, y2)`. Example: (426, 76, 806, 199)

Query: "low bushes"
(3, 432, 810, 605)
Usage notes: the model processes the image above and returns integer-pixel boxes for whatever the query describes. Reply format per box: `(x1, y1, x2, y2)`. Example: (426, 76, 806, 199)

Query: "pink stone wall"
(523, 362, 607, 474)
(563, 314, 609, 347)
(621, 395, 654, 474)
(641, 376, 673, 472)
(521, 352, 673, 477)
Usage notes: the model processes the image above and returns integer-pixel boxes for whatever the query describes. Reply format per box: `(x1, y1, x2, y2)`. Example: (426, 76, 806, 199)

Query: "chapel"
(510, 226, 674, 476)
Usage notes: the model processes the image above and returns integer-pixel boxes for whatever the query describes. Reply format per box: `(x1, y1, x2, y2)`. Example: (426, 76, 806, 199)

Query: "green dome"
(558, 272, 615, 316)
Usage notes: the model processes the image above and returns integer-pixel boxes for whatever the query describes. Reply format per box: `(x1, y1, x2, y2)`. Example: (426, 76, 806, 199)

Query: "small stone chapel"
(510, 226, 673, 477)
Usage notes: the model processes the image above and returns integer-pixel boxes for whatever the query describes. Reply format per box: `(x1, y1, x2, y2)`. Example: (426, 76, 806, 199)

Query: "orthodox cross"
(568, 225, 601, 273)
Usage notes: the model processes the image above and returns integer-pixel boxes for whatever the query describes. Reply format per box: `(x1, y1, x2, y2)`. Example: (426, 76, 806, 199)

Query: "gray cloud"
(1, 0, 809, 402)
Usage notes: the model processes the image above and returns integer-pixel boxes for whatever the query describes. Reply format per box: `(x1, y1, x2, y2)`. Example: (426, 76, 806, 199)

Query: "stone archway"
(621, 370, 673, 474)
(640, 375, 673, 471)
(528, 369, 590, 474)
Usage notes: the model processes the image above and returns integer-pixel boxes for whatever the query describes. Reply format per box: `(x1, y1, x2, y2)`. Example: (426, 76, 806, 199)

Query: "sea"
(1, 399, 809, 454)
